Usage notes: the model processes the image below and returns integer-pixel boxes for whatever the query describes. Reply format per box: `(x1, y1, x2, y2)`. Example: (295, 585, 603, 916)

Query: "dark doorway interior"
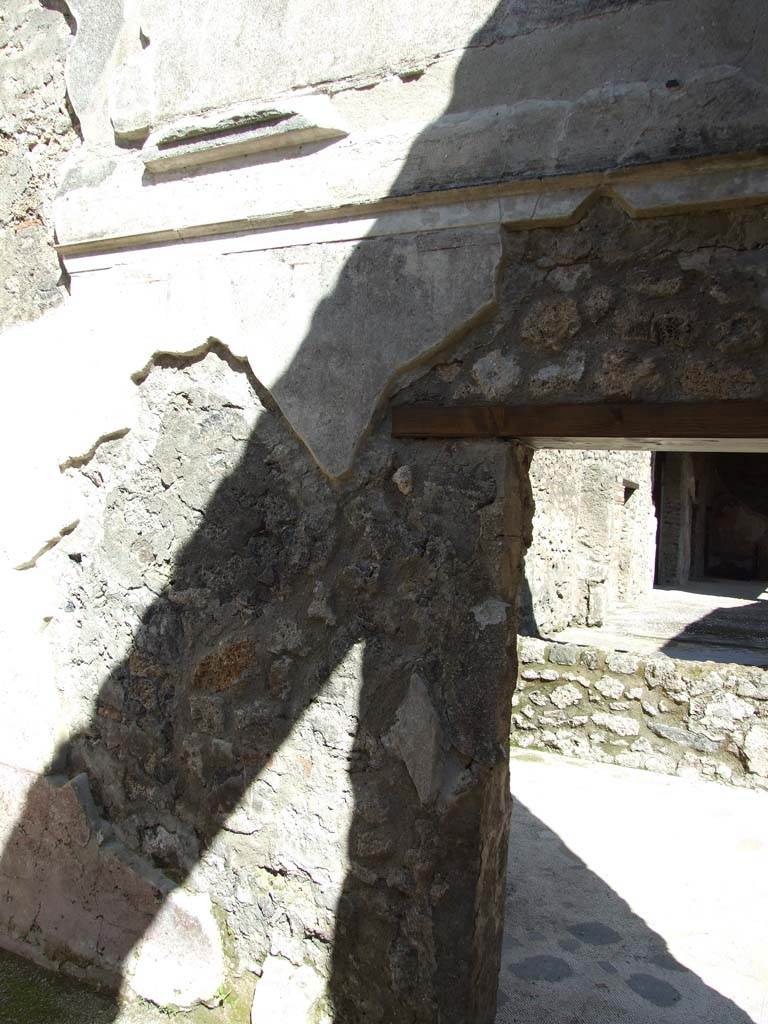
(655, 452, 768, 585)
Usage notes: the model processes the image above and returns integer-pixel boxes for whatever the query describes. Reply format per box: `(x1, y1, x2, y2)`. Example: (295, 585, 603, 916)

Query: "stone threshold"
(545, 626, 768, 668)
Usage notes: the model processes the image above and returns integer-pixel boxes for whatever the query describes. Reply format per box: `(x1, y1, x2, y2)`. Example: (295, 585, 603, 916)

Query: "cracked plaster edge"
(2, 336, 253, 575)
(14, 520, 80, 572)
(305, 242, 504, 481)
(21, 160, 768, 568)
(16, 164, 768, 570)
(15, 161, 768, 573)
(7, 427, 131, 570)
(17, 217, 503, 577)
(9, 241, 501, 573)
(58, 428, 131, 471)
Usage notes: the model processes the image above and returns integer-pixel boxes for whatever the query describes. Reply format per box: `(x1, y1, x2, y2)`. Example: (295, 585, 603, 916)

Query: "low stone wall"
(513, 637, 768, 789)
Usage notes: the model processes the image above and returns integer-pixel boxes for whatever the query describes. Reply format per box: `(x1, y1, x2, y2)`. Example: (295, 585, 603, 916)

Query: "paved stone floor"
(497, 750, 768, 1024)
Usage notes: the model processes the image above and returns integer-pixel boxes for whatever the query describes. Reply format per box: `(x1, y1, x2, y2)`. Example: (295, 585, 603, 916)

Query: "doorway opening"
(521, 448, 768, 662)
(391, 401, 768, 1022)
(505, 444, 768, 1024)
(655, 451, 768, 584)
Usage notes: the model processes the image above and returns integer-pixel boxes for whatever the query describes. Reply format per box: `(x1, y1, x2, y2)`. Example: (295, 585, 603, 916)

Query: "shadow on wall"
(516, 573, 542, 639)
(0, 4, 528, 1023)
(5, 0, 766, 1020)
(498, 799, 755, 1024)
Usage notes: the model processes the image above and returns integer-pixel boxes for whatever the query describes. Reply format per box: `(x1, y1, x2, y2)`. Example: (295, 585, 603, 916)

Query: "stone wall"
(5, 195, 768, 1018)
(404, 200, 768, 411)
(0, 344, 529, 1020)
(513, 636, 768, 790)
(523, 449, 656, 634)
(0, 0, 76, 329)
(5, 195, 768, 1020)
(5, 1, 768, 1020)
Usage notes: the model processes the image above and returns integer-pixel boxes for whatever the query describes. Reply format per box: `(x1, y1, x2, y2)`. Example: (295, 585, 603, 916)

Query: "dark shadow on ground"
(657, 580, 768, 657)
(496, 799, 756, 1024)
(0, 796, 757, 1024)
(0, 947, 125, 1024)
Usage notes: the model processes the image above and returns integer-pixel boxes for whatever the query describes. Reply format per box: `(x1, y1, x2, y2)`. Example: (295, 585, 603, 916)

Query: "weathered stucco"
(53, 0, 768, 249)
(4, 0, 768, 1020)
(0, 346, 527, 1019)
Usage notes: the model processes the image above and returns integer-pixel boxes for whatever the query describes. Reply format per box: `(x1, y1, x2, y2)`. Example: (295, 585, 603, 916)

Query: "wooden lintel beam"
(391, 401, 768, 443)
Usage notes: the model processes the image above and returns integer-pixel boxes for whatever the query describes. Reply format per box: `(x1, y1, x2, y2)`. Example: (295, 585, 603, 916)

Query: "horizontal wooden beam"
(391, 402, 768, 448)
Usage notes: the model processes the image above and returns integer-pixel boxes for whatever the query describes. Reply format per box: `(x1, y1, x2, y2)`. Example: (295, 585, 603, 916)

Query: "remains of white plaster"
(383, 673, 443, 804)
(250, 956, 326, 1024)
(124, 889, 225, 1008)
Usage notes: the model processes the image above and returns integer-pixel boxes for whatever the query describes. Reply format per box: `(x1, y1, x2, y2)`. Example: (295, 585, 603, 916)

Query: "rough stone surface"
(590, 713, 640, 738)
(384, 673, 443, 804)
(0, 349, 528, 1021)
(513, 638, 768, 790)
(392, 465, 414, 496)
(125, 889, 225, 1008)
(471, 350, 521, 400)
(405, 201, 768, 412)
(0, 0, 76, 329)
(743, 723, 768, 778)
(519, 448, 656, 635)
(7, 4, 768, 1019)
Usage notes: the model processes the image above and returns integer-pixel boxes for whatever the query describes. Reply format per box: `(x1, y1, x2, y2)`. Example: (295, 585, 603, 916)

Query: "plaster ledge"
(142, 95, 349, 174)
(57, 154, 768, 263)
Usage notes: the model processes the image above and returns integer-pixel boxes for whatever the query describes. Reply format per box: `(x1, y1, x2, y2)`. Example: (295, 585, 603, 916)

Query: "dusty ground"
(498, 750, 768, 1024)
(554, 580, 768, 666)
(0, 948, 162, 1024)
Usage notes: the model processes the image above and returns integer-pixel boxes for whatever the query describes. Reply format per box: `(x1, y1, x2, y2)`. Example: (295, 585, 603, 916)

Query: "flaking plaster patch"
(124, 887, 225, 1008)
(384, 673, 442, 804)
(472, 598, 509, 628)
(250, 956, 325, 1024)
